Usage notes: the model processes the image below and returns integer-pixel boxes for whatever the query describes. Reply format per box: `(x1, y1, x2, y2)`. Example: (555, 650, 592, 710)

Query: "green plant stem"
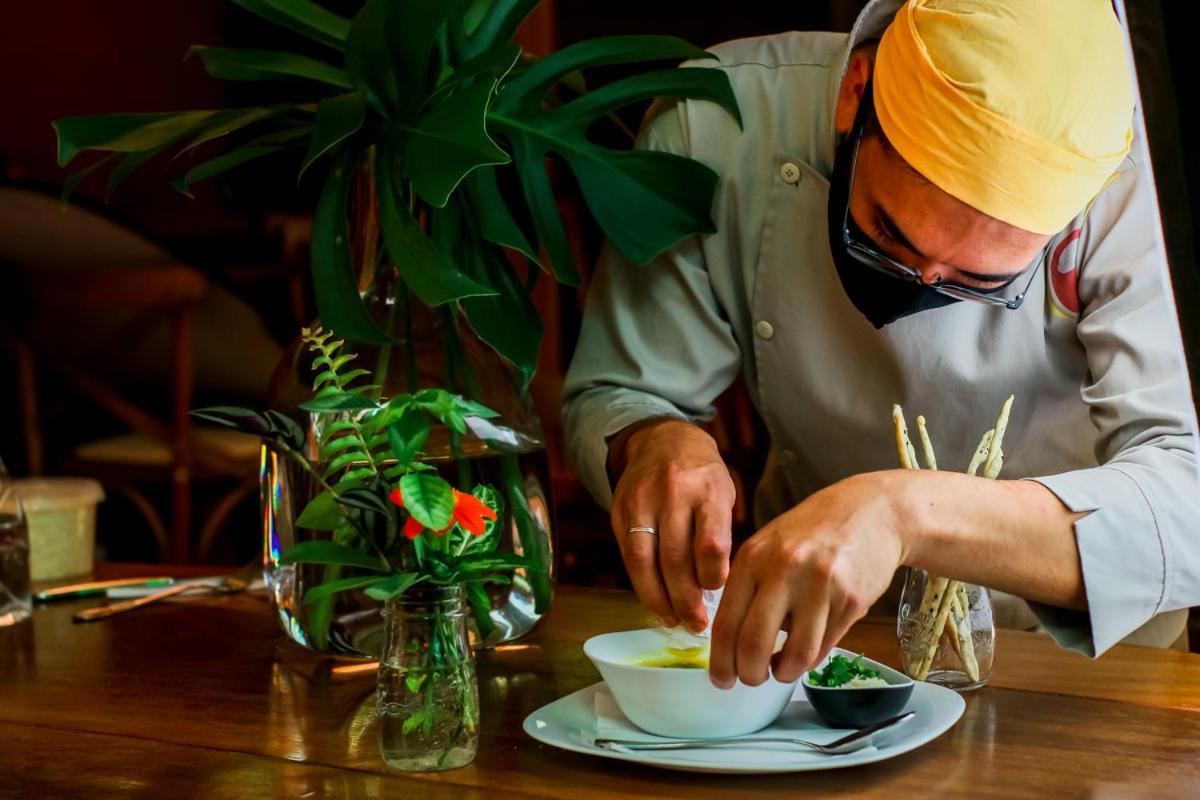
(372, 267, 400, 401)
(400, 286, 420, 393)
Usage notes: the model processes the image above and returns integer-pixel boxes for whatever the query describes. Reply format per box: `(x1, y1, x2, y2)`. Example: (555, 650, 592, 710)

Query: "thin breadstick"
(916, 416, 938, 471)
(916, 581, 958, 679)
(945, 593, 963, 659)
(908, 575, 950, 675)
(953, 584, 980, 681)
(983, 449, 1005, 480)
(892, 405, 917, 470)
(949, 589, 980, 681)
(966, 429, 994, 477)
(982, 395, 1013, 477)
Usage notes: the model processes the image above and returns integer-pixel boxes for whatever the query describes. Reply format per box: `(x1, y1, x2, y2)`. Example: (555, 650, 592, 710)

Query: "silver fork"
(595, 711, 915, 755)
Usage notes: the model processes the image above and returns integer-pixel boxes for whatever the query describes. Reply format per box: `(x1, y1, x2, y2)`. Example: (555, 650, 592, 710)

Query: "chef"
(563, 0, 1200, 688)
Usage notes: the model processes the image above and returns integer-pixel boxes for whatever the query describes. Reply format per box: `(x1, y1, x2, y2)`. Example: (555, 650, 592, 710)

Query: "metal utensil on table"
(72, 560, 258, 623)
(595, 711, 915, 755)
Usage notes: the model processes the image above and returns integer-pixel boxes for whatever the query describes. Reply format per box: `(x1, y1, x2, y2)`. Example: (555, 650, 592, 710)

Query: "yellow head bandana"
(874, 0, 1135, 235)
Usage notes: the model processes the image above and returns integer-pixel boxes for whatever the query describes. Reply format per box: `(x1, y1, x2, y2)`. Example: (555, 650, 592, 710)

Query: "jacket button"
(780, 162, 802, 184)
(754, 320, 775, 340)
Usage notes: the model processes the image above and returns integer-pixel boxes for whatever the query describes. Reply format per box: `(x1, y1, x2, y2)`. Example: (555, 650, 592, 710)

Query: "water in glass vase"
(0, 514, 32, 627)
(264, 439, 554, 658)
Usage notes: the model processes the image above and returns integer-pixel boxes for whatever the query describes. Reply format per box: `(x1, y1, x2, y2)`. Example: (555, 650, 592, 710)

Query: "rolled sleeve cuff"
(1025, 467, 1167, 658)
(568, 396, 691, 509)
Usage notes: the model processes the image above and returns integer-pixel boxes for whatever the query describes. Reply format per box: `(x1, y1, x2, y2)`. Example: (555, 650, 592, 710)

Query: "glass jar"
(897, 567, 994, 690)
(0, 457, 32, 627)
(376, 585, 479, 772)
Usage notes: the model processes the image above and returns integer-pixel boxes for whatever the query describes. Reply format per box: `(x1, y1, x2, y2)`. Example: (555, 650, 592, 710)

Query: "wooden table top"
(2, 566, 1199, 799)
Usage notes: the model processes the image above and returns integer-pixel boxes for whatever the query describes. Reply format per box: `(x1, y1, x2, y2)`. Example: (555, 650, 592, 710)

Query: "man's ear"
(834, 51, 875, 135)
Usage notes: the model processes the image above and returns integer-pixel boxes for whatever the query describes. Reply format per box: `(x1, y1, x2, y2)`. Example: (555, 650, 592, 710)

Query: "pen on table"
(34, 577, 176, 603)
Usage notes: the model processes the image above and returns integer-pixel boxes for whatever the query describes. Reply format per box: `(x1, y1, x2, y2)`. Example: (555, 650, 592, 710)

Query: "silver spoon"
(595, 710, 915, 755)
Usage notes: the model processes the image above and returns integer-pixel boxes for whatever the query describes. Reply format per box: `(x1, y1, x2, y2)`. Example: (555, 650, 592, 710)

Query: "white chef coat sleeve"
(562, 101, 742, 509)
(1028, 161, 1200, 657)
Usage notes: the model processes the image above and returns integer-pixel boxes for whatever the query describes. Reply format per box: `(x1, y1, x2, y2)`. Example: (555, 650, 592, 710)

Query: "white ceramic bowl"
(583, 628, 796, 739)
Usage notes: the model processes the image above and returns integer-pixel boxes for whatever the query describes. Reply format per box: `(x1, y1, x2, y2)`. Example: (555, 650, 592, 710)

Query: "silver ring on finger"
(626, 526, 658, 537)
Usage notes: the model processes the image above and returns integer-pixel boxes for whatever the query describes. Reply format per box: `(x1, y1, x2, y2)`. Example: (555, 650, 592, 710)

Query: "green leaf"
(388, 0, 472, 116)
(455, 552, 536, 573)
(460, 233, 542, 392)
(188, 46, 351, 89)
(364, 571, 420, 601)
(462, 167, 539, 267)
(302, 574, 389, 604)
(345, 0, 401, 114)
(280, 540, 387, 570)
(399, 473, 455, 531)
(375, 142, 496, 306)
(300, 91, 366, 180)
(54, 110, 222, 166)
(456, 41, 522, 84)
(464, 579, 496, 638)
(462, 0, 541, 59)
(387, 410, 430, 465)
(506, 135, 577, 284)
(229, 0, 350, 50)
(172, 139, 291, 196)
(401, 710, 426, 735)
(502, 35, 714, 106)
(489, 37, 740, 278)
(312, 152, 395, 344)
(296, 490, 342, 530)
(60, 154, 118, 203)
(301, 392, 377, 414)
(455, 396, 500, 420)
(470, 484, 504, 541)
(174, 106, 280, 158)
(401, 77, 511, 208)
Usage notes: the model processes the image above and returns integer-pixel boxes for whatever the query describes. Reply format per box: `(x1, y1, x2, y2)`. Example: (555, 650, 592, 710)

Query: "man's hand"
(609, 419, 736, 632)
(709, 473, 907, 689)
(707, 469, 1084, 689)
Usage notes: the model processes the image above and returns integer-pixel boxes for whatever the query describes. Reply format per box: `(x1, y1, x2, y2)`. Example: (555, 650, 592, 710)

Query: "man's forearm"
(889, 469, 1087, 610)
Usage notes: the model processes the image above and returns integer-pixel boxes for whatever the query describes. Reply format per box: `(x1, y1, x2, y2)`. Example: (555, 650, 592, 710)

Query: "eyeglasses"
(839, 83, 1043, 310)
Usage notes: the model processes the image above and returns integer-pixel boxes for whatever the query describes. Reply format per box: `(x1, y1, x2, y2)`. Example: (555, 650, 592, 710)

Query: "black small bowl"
(802, 650, 915, 729)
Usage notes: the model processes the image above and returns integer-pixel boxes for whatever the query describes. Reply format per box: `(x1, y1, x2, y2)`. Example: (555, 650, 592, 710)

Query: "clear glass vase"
(261, 153, 554, 658)
(377, 585, 479, 772)
(897, 567, 994, 691)
(0, 457, 32, 628)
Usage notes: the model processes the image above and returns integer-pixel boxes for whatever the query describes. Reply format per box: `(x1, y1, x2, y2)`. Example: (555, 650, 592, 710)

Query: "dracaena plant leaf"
(401, 77, 511, 208)
(229, 0, 350, 50)
(173, 127, 311, 195)
(461, 0, 541, 60)
(346, 0, 471, 117)
(487, 36, 742, 283)
(300, 91, 367, 180)
(54, 111, 225, 166)
(463, 166, 539, 267)
(311, 151, 395, 345)
(187, 46, 352, 89)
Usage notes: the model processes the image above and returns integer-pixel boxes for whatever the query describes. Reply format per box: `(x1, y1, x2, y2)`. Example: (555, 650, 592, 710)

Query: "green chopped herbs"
(807, 654, 883, 687)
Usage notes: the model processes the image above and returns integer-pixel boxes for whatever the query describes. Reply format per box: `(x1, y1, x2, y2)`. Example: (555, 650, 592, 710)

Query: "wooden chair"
(1, 186, 262, 562)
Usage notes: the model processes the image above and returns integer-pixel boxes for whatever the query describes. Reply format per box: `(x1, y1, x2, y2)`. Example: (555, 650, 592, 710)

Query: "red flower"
(389, 488, 497, 539)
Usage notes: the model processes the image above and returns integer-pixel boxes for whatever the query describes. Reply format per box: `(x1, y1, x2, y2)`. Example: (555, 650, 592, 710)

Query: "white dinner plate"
(522, 679, 964, 774)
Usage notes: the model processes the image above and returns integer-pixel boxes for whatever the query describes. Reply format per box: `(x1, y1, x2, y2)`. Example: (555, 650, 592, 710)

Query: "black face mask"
(826, 127, 960, 329)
